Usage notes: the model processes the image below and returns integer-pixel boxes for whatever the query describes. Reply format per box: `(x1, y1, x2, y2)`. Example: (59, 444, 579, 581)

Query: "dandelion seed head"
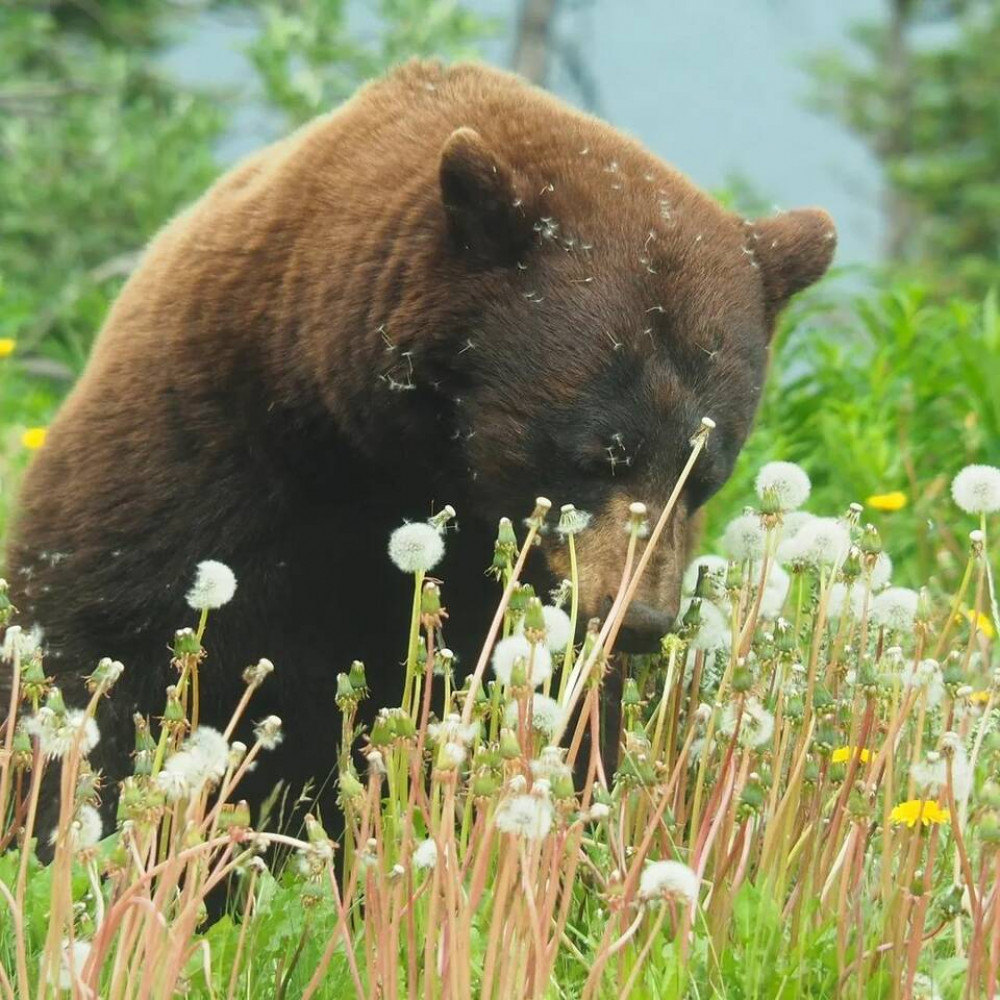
(491, 635, 553, 687)
(719, 697, 774, 748)
(494, 793, 554, 840)
(678, 597, 731, 651)
(871, 587, 920, 631)
(682, 555, 728, 599)
(638, 860, 700, 905)
(759, 564, 790, 619)
(951, 464, 1000, 514)
(755, 461, 811, 511)
(413, 838, 437, 870)
(53, 939, 92, 990)
(784, 517, 851, 567)
(388, 521, 445, 573)
(504, 694, 563, 736)
(827, 582, 865, 621)
(186, 560, 237, 610)
(868, 551, 893, 590)
(722, 513, 765, 562)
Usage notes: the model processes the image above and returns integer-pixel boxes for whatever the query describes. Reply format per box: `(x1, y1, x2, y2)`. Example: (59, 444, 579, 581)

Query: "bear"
(3, 60, 836, 830)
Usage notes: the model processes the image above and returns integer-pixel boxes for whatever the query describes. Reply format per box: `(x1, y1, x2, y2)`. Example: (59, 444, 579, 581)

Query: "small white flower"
(722, 513, 765, 562)
(413, 838, 438, 870)
(491, 635, 552, 688)
(682, 555, 729, 599)
(505, 694, 563, 736)
(388, 521, 445, 573)
(494, 793, 554, 840)
(25, 708, 100, 760)
(755, 461, 811, 511)
(186, 560, 237, 610)
(720, 697, 774, 748)
(951, 464, 1000, 514)
(514, 604, 574, 652)
(53, 939, 92, 990)
(678, 598, 731, 652)
(871, 587, 919, 631)
(638, 860, 700, 905)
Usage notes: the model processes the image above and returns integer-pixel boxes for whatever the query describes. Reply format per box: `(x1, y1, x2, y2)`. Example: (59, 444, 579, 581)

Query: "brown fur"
(4, 61, 836, 823)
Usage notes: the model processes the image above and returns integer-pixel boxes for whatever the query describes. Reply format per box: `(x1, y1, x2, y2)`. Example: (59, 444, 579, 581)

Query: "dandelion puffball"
(755, 461, 811, 511)
(951, 464, 1000, 514)
(494, 793, 554, 840)
(491, 635, 553, 687)
(412, 838, 438, 870)
(722, 513, 765, 562)
(514, 604, 573, 652)
(504, 693, 563, 736)
(638, 859, 700, 905)
(870, 587, 920, 631)
(186, 559, 237, 610)
(388, 521, 445, 573)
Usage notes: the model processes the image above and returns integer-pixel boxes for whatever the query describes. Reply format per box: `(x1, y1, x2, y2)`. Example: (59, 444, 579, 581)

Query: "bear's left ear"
(748, 208, 837, 314)
(439, 127, 530, 263)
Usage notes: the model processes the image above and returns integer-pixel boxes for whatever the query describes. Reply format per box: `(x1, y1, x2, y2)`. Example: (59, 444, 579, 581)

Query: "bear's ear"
(439, 127, 529, 263)
(749, 208, 837, 313)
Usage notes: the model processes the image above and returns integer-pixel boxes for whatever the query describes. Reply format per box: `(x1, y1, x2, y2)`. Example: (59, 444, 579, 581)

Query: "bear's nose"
(600, 597, 676, 654)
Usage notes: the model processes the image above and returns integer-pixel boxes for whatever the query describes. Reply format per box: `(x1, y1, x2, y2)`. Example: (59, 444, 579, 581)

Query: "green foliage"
(807, 0, 1000, 294)
(708, 283, 1000, 587)
(242, 0, 496, 125)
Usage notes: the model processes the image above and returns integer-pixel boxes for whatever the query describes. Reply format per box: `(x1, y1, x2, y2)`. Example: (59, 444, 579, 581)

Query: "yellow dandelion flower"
(866, 490, 907, 512)
(21, 427, 47, 450)
(957, 608, 995, 640)
(890, 799, 950, 828)
(831, 746, 871, 765)
(0, 338, 14, 358)
(970, 690, 992, 706)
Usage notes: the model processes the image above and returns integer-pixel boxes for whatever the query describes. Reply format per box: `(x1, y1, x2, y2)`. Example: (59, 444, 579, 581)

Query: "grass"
(1, 420, 1000, 998)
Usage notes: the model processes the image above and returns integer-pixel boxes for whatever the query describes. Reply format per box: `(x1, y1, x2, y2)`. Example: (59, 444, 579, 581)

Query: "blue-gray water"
(162, 0, 883, 266)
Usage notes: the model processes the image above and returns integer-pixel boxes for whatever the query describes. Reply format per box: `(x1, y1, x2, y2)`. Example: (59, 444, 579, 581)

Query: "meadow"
(2, 423, 999, 997)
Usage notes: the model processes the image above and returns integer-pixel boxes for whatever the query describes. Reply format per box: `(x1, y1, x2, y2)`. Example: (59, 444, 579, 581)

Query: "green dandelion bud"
(981, 782, 1000, 810)
(858, 524, 881, 555)
(421, 580, 442, 615)
(523, 596, 546, 633)
(87, 657, 124, 694)
(428, 503, 457, 532)
(349, 659, 367, 691)
(740, 783, 765, 812)
(218, 800, 252, 831)
(338, 768, 364, 802)
(336, 673, 355, 703)
(472, 771, 501, 797)
(12, 724, 32, 769)
(509, 583, 535, 614)
(498, 517, 518, 550)
(622, 677, 642, 708)
(551, 772, 575, 800)
(44, 686, 67, 716)
(173, 627, 201, 658)
(369, 712, 394, 748)
(0, 578, 13, 628)
(732, 667, 753, 694)
(937, 884, 964, 921)
(162, 685, 186, 725)
(499, 727, 521, 759)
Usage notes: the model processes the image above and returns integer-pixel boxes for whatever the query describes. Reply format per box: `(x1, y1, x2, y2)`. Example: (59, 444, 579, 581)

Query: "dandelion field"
(1, 423, 1000, 999)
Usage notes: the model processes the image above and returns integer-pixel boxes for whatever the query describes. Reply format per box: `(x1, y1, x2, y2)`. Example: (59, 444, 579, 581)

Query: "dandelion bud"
(557, 503, 592, 538)
(162, 685, 186, 725)
(497, 517, 518, 550)
(523, 597, 546, 634)
(242, 658, 274, 688)
(732, 667, 753, 694)
(472, 771, 501, 797)
(12, 724, 32, 769)
(348, 660, 368, 691)
(622, 677, 642, 708)
(0, 578, 12, 628)
(508, 583, 534, 615)
(970, 529, 985, 556)
(173, 628, 201, 658)
(132, 714, 156, 776)
(45, 686, 67, 716)
(370, 711, 394, 747)
(339, 768, 364, 802)
(981, 815, 1000, 846)
(858, 524, 882, 555)
(981, 781, 1000, 810)
(218, 800, 252, 831)
(846, 501, 864, 525)
(253, 715, 283, 750)
(499, 727, 521, 759)
(336, 672, 356, 703)
(421, 580, 442, 615)
(87, 657, 123, 694)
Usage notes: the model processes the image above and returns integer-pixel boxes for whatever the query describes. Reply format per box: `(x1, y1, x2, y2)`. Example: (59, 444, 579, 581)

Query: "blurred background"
(1, 0, 999, 589)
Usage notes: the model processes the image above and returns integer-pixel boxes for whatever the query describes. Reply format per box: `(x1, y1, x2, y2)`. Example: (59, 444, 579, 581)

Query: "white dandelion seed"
(755, 461, 811, 511)
(720, 697, 774, 748)
(25, 708, 100, 760)
(254, 715, 284, 750)
(722, 513, 765, 562)
(494, 793, 554, 840)
(951, 464, 1000, 515)
(186, 727, 230, 783)
(515, 604, 574, 653)
(529, 745, 572, 782)
(638, 860, 700, 905)
(827, 582, 865, 621)
(781, 511, 815, 539)
(868, 551, 893, 591)
(413, 838, 438, 870)
(186, 560, 237, 610)
(75, 804, 103, 850)
(504, 694, 563, 736)
(901, 659, 945, 708)
(941, 732, 973, 802)
(427, 713, 479, 747)
(491, 635, 552, 687)
(388, 521, 445, 573)
(871, 587, 919, 631)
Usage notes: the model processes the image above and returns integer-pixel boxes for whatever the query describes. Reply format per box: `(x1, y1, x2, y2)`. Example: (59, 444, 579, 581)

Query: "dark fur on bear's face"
(2, 61, 835, 826)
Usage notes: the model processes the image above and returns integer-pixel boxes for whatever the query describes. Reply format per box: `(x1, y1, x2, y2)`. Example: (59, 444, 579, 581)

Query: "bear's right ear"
(439, 127, 530, 263)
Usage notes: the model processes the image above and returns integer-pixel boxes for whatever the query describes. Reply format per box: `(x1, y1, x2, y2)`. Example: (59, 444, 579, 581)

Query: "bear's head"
(416, 119, 835, 650)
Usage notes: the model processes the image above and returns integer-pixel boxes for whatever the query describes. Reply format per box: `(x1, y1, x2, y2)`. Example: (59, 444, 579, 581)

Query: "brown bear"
(4, 60, 835, 824)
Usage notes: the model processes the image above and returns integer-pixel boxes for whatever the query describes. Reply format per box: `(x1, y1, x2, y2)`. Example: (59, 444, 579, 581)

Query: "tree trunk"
(512, 0, 559, 85)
